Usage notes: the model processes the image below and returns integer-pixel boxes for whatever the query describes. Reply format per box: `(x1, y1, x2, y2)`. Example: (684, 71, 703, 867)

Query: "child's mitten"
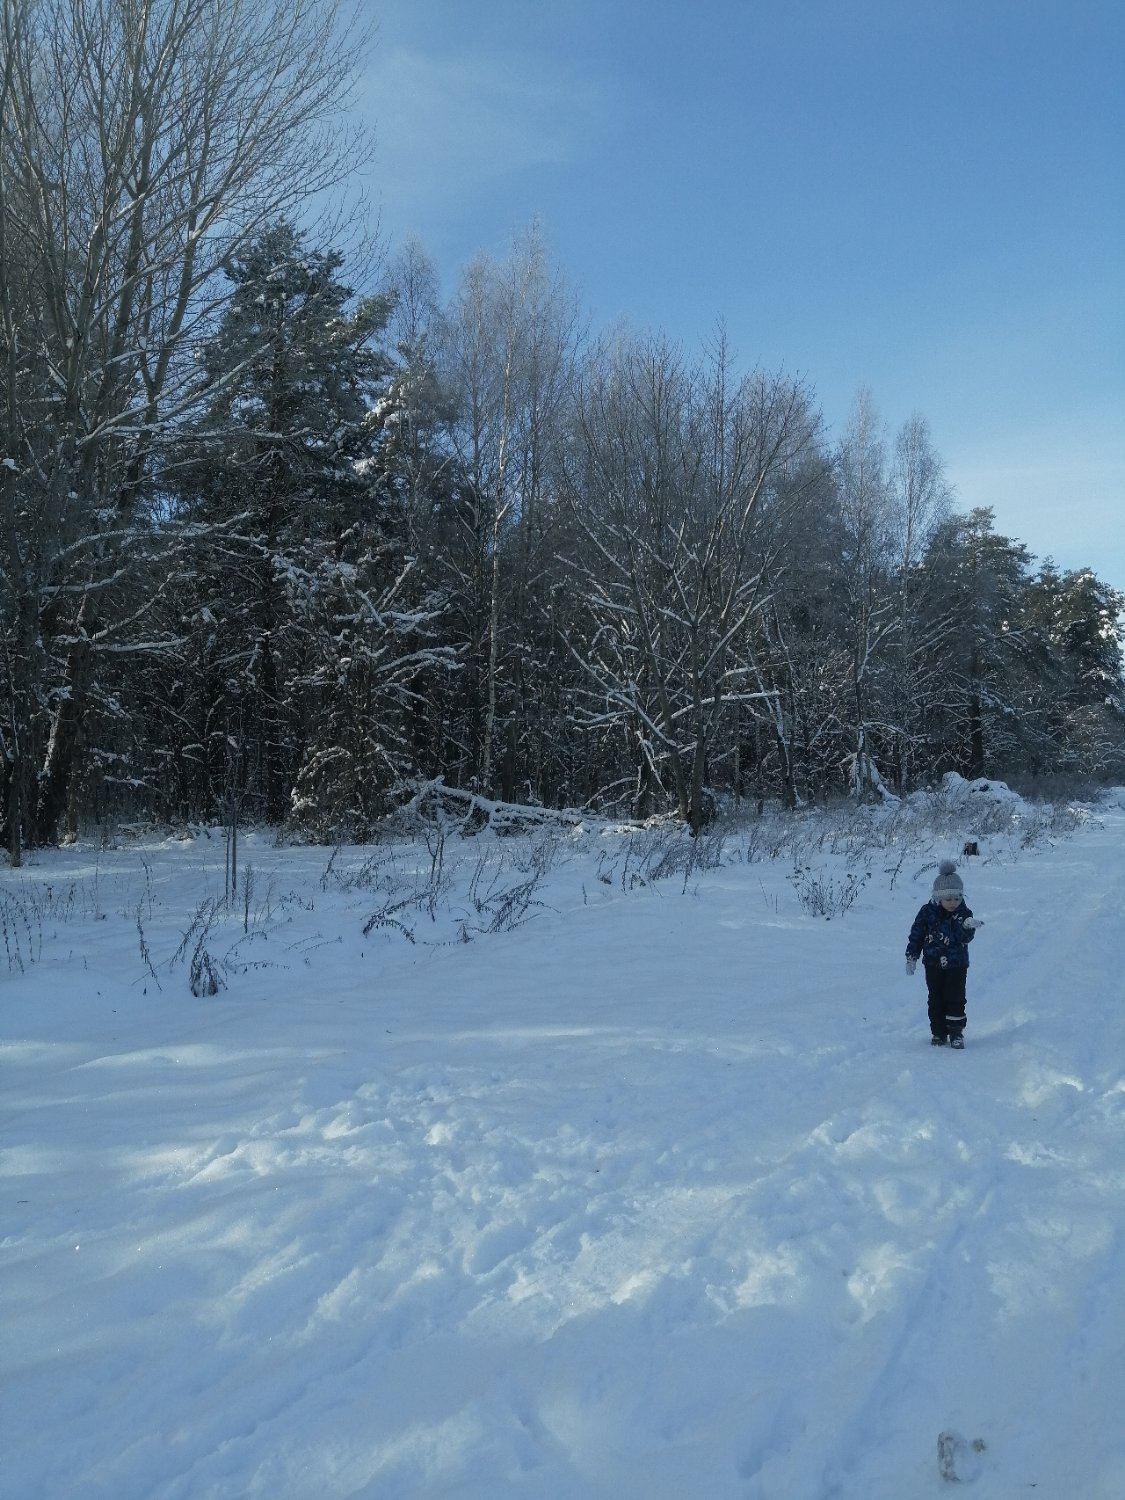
(905, 956, 917, 975)
(962, 917, 983, 930)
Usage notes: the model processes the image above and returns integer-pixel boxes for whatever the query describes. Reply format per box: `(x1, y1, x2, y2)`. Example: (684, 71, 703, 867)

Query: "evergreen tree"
(1027, 562, 1125, 776)
(921, 509, 1051, 776)
(161, 222, 449, 830)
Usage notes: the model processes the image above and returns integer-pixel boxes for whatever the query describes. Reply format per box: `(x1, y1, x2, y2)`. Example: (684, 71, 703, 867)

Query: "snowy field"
(3, 780, 1125, 1500)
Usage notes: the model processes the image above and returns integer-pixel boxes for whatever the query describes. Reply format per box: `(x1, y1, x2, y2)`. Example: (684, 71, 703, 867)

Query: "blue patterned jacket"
(906, 898, 976, 970)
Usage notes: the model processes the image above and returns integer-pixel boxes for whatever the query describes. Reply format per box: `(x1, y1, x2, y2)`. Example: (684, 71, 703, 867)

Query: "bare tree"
(0, 0, 371, 859)
(885, 412, 952, 789)
(736, 467, 847, 809)
(834, 388, 896, 798)
(435, 225, 581, 795)
(566, 330, 821, 829)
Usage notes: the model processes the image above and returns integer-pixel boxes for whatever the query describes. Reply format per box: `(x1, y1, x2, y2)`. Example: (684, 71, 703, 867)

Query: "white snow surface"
(3, 794, 1125, 1499)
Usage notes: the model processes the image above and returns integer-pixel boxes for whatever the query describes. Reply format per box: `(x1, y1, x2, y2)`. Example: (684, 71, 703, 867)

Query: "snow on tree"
(0, 0, 371, 861)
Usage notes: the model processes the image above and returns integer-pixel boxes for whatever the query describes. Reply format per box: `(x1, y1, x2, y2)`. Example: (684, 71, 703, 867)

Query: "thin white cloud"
(360, 44, 609, 221)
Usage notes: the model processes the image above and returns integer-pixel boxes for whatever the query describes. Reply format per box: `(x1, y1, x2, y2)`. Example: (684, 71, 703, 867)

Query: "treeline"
(2, 2, 1123, 864)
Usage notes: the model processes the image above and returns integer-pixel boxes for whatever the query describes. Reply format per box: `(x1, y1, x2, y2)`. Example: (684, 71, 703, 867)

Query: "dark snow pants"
(924, 965, 967, 1040)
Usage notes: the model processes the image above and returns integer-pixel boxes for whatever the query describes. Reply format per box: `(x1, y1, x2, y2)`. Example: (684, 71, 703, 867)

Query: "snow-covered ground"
(3, 785, 1124, 1499)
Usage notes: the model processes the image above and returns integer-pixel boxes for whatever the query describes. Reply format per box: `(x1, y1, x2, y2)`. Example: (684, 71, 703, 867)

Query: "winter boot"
(949, 1034, 965, 1050)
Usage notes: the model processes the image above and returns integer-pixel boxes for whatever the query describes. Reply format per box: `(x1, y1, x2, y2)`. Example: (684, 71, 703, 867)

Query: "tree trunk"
(36, 603, 93, 844)
(689, 734, 709, 834)
(481, 531, 503, 791)
(4, 757, 22, 867)
(967, 643, 985, 776)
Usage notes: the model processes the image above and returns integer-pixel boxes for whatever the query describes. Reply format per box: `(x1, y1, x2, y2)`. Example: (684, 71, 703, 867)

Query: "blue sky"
(355, 0, 1124, 595)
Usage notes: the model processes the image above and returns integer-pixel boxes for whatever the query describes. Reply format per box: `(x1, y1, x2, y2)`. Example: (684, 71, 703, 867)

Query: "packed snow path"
(3, 806, 1124, 1498)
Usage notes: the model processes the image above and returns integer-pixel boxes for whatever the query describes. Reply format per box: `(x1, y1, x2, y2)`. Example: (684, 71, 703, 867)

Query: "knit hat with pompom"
(932, 859, 964, 900)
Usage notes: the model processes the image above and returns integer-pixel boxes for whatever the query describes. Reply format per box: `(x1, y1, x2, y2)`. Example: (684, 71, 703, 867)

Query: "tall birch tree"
(435, 227, 580, 796)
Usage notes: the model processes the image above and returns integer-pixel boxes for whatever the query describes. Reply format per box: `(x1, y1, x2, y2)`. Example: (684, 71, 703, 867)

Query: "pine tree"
(159, 222, 450, 830)
(1027, 563, 1125, 777)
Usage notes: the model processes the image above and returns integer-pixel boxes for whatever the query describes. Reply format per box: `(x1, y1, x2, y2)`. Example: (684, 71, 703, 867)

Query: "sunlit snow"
(3, 786, 1125, 1498)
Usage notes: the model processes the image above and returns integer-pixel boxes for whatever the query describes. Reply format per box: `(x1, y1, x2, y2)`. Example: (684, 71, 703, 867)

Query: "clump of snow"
(3, 797, 1124, 1498)
(939, 770, 1022, 803)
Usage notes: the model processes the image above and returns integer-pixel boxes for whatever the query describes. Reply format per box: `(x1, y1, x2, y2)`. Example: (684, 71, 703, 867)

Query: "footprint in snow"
(938, 1429, 986, 1483)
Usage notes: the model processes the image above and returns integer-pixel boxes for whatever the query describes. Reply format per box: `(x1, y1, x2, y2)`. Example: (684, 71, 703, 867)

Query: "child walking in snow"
(905, 859, 983, 1048)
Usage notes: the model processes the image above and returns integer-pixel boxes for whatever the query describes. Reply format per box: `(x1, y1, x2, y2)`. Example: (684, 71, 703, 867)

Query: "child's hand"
(962, 917, 983, 930)
(905, 956, 917, 975)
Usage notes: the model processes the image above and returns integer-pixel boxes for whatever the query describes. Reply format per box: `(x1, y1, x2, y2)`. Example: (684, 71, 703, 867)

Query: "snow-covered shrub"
(171, 897, 227, 997)
(322, 826, 562, 944)
(587, 816, 736, 892)
(627, 822, 729, 886)
(464, 848, 551, 935)
(325, 838, 446, 937)
(189, 945, 224, 998)
(361, 898, 416, 943)
(734, 809, 796, 864)
(0, 878, 98, 972)
(1012, 799, 1091, 848)
(0, 891, 41, 972)
(927, 772, 1025, 837)
(787, 863, 871, 918)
